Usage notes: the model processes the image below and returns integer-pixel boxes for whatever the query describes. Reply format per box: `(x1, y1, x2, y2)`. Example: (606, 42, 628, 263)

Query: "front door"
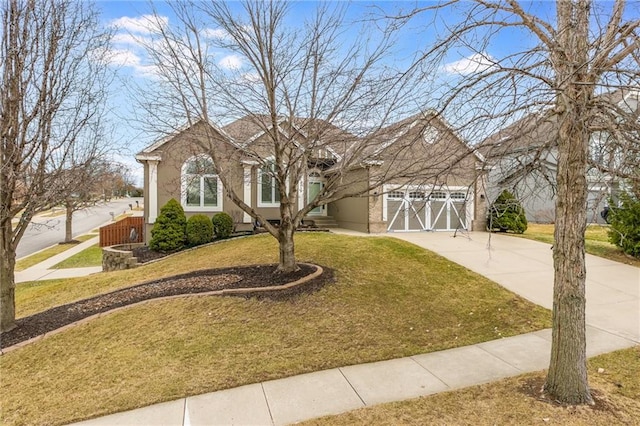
(308, 178, 326, 216)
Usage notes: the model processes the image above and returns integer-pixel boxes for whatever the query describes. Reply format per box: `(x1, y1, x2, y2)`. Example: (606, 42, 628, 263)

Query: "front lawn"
(304, 346, 640, 425)
(51, 243, 103, 269)
(515, 223, 640, 267)
(1, 233, 551, 426)
(15, 234, 96, 271)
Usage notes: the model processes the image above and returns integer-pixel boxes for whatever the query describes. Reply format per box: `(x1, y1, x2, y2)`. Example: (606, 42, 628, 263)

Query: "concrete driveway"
(390, 231, 640, 344)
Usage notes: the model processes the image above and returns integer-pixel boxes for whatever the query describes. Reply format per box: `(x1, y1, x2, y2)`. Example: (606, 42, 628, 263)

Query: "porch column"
(148, 160, 159, 223)
(298, 177, 305, 212)
(382, 185, 389, 222)
(243, 164, 252, 223)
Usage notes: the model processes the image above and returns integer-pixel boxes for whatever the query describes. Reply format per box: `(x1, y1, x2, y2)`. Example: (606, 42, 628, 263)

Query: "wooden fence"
(100, 216, 144, 247)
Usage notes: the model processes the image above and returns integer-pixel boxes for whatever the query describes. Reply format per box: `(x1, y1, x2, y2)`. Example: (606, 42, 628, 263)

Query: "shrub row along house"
(135, 111, 488, 241)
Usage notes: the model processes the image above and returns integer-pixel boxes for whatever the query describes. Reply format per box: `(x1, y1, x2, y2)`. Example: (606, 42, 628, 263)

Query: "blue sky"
(98, 1, 517, 185)
(94, 1, 638, 185)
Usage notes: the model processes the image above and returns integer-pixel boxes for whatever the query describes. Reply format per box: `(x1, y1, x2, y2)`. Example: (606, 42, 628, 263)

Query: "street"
(16, 197, 142, 259)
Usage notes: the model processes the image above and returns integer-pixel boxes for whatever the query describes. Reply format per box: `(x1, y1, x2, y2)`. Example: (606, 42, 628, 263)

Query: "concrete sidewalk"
(72, 231, 639, 426)
(73, 326, 636, 426)
(15, 236, 102, 283)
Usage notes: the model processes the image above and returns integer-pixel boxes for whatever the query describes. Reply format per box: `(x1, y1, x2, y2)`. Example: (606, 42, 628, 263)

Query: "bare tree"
(136, 1, 477, 273)
(0, 0, 112, 331)
(55, 158, 108, 243)
(406, 0, 639, 404)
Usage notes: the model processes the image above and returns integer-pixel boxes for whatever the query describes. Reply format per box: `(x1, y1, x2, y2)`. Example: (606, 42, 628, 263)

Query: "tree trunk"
(544, 0, 594, 406)
(0, 220, 17, 332)
(545, 107, 592, 403)
(277, 209, 299, 273)
(65, 201, 73, 243)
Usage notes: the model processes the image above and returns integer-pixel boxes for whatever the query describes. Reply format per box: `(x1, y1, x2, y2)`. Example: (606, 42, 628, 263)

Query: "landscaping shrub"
(488, 190, 528, 234)
(608, 192, 640, 258)
(150, 199, 187, 252)
(186, 214, 214, 247)
(212, 212, 234, 239)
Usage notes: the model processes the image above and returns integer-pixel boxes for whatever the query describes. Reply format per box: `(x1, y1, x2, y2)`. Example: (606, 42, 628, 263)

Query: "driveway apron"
(390, 231, 640, 344)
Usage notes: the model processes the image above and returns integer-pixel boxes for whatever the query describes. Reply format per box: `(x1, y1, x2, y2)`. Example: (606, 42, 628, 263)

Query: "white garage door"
(386, 189, 470, 232)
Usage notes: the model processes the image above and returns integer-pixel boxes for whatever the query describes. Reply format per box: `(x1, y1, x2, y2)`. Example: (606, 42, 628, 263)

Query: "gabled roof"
(366, 110, 485, 162)
(479, 87, 639, 160)
(135, 110, 487, 166)
(136, 118, 239, 159)
(479, 109, 557, 160)
(222, 114, 357, 148)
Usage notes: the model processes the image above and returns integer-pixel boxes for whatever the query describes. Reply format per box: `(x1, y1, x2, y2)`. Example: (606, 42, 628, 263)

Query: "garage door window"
(450, 192, 466, 201)
(388, 191, 404, 199)
(430, 191, 447, 200)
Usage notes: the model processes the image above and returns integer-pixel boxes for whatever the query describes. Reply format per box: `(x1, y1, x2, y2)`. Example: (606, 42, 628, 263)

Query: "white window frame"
(181, 155, 223, 212)
(257, 159, 281, 208)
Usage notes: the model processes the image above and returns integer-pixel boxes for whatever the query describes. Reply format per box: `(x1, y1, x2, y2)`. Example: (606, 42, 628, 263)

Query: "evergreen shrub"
(608, 193, 640, 257)
(488, 190, 528, 234)
(149, 199, 187, 252)
(212, 212, 234, 239)
(186, 214, 214, 247)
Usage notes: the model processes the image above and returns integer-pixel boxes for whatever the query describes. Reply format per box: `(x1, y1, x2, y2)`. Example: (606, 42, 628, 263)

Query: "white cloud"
(443, 53, 495, 75)
(219, 54, 243, 70)
(105, 47, 162, 78)
(135, 64, 161, 79)
(202, 28, 229, 40)
(109, 15, 168, 34)
(107, 49, 142, 67)
(107, 15, 170, 78)
(241, 72, 261, 83)
(112, 32, 144, 47)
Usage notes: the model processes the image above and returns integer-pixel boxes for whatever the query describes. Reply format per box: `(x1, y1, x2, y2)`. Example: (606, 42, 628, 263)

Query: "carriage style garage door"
(386, 188, 471, 232)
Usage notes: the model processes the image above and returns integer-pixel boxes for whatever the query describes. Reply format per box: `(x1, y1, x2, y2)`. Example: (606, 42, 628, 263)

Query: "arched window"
(182, 155, 223, 211)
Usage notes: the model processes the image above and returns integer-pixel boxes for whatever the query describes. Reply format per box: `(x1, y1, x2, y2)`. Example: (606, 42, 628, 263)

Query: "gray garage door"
(387, 189, 469, 231)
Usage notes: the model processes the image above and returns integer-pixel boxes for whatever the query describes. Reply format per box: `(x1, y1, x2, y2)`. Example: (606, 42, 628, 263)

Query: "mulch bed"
(131, 245, 169, 263)
(1, 264, 333, 351)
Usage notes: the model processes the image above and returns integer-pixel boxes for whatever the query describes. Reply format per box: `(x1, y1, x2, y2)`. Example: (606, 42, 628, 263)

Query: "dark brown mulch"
(1, 264, 333, 350)
(130, 233, 256, 264)
(131, 245, 169, 263)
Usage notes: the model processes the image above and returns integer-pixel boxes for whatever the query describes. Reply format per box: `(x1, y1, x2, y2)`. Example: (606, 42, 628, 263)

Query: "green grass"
(514, 224, 640, 267)
(303, 346, 640, 426)
(1, 233, 551, 426)
(51, 244, 103, 269)
(15, 234, 97, 272)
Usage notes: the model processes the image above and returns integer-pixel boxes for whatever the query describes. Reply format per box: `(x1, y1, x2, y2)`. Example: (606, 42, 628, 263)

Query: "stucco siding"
(329, 168, 370, 232)
(330, 196, 369, 232)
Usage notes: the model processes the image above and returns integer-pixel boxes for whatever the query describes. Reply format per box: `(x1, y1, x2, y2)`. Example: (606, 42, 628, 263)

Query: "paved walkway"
(15, 236, 102, 284)
(71, 231, 639, 426)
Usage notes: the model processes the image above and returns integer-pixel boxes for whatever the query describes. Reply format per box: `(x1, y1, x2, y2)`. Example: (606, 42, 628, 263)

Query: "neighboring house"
(135, 112, 487, 241)
(481, 89, 639, 223)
